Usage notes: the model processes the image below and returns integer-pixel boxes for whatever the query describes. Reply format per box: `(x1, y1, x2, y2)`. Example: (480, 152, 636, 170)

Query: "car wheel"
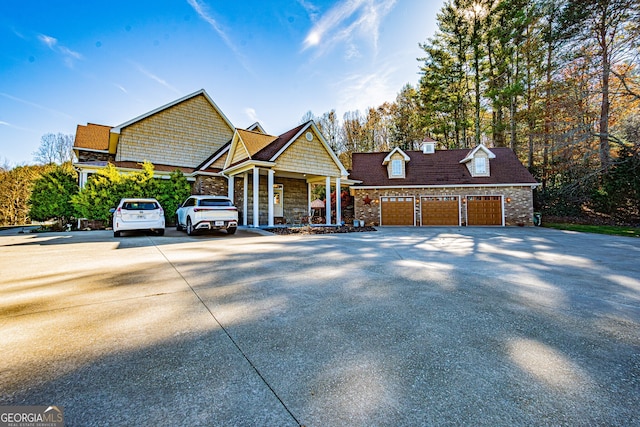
(114, 231, 121, 237)
(227, 227, 237, 235)
(157, 229, 165, 236)
(176, 216, 183, 231)
(186, 217, 194, 236)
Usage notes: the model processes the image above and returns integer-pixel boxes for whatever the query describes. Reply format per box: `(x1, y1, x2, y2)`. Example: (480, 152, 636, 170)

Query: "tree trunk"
(598, 14, 611, 171)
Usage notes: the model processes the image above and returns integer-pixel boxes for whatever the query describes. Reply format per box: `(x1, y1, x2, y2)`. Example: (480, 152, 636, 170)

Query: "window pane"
(391, 159, 402, 175)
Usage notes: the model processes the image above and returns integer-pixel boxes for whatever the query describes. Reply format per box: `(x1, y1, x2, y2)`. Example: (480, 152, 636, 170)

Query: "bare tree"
(33, 133, 75, 165)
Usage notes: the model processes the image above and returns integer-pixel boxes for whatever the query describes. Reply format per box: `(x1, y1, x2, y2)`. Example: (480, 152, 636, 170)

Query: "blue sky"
(1, 0, 442, 165)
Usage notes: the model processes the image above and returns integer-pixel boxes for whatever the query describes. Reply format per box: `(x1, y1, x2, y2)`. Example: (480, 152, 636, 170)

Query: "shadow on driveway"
(1, 227, 639, 426)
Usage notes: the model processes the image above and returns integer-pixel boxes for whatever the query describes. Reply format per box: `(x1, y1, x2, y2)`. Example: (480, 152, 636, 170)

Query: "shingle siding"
(116, 94, 233, 168)
(275, 132, 341, 177)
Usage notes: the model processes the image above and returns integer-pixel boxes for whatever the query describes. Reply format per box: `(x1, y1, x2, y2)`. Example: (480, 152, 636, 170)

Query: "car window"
(123, 201, 158, 210)
(199, 199, 232, 207)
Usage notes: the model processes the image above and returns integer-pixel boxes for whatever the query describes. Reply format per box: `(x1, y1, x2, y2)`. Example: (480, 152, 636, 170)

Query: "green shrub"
(71, 162, 192, 224)
(28, 165, 78, 225)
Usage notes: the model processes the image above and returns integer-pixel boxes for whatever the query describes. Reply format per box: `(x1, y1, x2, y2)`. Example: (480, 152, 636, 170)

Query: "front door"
(273, 185, 284, 217)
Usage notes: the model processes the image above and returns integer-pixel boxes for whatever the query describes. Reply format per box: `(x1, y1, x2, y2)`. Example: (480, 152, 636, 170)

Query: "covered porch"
(226, 166, 355, 228)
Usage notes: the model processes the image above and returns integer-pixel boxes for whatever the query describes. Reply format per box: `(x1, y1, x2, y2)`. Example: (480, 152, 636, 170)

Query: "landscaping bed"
(264, 225, 377, 235)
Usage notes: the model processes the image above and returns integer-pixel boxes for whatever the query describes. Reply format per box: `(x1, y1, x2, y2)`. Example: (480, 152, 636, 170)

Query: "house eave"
(74, 147, 109, 154)
(110, 89, 235, 134)
(351, 182, 539, 190)
(223, 160, 276, 175)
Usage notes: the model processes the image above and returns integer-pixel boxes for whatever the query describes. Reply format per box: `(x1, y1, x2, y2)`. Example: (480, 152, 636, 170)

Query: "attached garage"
(421, 196, 460, 226)
(380, 196, 414, 225)
(466, 195, 503, 225)
(350, 145, 539, 227)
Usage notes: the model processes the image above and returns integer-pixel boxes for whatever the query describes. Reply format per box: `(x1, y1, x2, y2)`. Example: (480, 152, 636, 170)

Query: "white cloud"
(38, 34, 57, 48)
(301, 0, 396, 59)
(244, 107, 259, 123)
(1, 119, 38, 133)
(298, 0, 320, 21)
(187, 0, 253, 74)
(332, 65, 398, 113)
(38, 34, 83, 67)
(0, 92, 73, 119)
(133, 63, 181, 95)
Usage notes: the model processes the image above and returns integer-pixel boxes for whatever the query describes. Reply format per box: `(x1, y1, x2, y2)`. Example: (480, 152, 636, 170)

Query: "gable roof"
(459, 143, 496, 163)
(246, 122, 267, 133)
(254, 121, 348, 176)
(195, 142, 231, 172)
(350, 147, 538, 187)
(252, 122, 308, 162)
(110, 89, 234, 134)
(383, 147, 410, 164)
(74, 123, 111, 151)
(237, 129, 278, 157)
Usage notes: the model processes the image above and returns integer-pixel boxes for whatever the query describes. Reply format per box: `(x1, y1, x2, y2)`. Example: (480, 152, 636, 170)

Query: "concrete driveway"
(1, 226, 638, 426)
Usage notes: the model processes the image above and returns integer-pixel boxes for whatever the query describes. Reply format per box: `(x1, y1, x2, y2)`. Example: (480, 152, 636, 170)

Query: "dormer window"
(422, 142, 435, 154)
(474, 157, 487, 175)
(391, 159, 402, 176)
(459, 144, 495, 177)
(383, 147, 410, 179)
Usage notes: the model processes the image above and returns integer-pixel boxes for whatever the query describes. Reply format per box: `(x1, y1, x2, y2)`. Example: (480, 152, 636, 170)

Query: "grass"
(543, 223, 640, 238)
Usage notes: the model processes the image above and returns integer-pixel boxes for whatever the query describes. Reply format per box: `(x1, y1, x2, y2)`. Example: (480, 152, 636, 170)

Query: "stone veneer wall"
(353, 186, 534, 226)
(233, 174, 308, 226)
(77, 150, 114, 163)
(193, 175, 228, 196)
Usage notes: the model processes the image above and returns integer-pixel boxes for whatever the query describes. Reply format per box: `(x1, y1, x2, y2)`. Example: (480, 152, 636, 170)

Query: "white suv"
(175, 195, 238, 235)
(111, 198, 165, 237)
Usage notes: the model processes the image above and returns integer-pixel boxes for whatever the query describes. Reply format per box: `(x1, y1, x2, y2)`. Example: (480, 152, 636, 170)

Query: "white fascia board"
(74, 147, 109, 154)
(200, 145, 230, 170)
(223, 160, 275, 176)
(247, 122, 267, 133)
(269, 121, 349, 177)
(269, 122, 310, 161)
(111, 89, 235, 134)
(223, 130, 242, 170)
(351, 183, 539, 190)
(460, 144, 496, 163)
(192, 171, 225, 177)
(383, 147, 410, 164)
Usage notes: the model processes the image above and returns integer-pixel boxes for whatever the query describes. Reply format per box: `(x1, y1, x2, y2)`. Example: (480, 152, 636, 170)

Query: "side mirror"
(109, 208, 115, 214)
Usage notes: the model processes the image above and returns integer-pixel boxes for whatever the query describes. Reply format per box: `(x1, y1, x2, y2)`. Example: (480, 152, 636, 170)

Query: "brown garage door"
(421, 196, 460, 226)
(381, 197, 414, 225)
(467, 196, 503, 225)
